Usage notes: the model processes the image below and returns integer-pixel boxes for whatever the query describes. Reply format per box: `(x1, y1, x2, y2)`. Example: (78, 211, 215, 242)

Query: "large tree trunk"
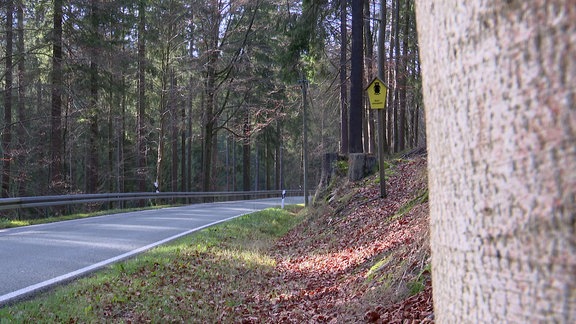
(416, 1, 576, 322)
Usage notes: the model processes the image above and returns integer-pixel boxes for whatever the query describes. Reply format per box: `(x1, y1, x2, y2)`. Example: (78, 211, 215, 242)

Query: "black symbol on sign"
(374, 82, 381, 95)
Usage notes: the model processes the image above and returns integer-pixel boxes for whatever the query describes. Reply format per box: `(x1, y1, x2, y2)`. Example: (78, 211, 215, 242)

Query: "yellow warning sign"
(366, 77, 387, 109)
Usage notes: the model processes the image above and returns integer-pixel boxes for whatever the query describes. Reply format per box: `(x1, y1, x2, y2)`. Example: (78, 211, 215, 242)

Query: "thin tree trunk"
(225, 134, 230, 190)
(254, 142, 259, 191)
(364, 0, 375, 154)
(87, 0, 99, 194)
(137, 0, 147, 193)
(119, 75, 126, 194)
(243, 115, 251, 191)
(50, 0, 64, 193)
(16, 0, 26, 197)
(171, 72, 178, 192)
(187, 96, 193, 191)
(156, 57, 171, 193)
(398, 0, 410, 151)
(349, 0, 364, 153)
(180, 104, 186, 192)
(339, 0, 349, 155)
(107, 96, 113, 194)
(3, 0, 14, 198)
(265, 140, 271, 190)
(387, 0, 396, 151)
(186, 14, 195, 192)
(393, 0, 400, 153)
(275, 121, 281, 190)
(232, 134, 237, 191)
(378, 0, 388, 154)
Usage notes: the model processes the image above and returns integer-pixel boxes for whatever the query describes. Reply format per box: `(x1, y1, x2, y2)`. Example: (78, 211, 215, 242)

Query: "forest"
(0, 0, 423, 198)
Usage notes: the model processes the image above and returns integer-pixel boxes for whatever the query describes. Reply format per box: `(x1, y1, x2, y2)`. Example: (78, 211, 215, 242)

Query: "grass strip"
(0, 205, 304, 323)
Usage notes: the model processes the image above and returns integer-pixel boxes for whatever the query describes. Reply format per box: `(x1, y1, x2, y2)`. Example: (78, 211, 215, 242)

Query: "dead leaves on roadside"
(246, 157, 434, 322)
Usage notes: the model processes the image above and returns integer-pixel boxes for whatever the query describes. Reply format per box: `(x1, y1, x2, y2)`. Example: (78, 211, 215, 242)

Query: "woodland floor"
(238, 155, 433, 323)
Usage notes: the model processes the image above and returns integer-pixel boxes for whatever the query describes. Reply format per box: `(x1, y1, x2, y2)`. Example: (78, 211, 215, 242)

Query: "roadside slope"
(242, 156, 432, 322)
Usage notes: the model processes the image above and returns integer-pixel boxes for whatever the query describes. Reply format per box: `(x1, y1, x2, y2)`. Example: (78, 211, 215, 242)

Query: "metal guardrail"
(0, 190, 303, 211)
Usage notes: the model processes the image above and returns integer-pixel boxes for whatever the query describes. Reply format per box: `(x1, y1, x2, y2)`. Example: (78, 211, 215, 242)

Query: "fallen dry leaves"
(236, 156, 433, 323)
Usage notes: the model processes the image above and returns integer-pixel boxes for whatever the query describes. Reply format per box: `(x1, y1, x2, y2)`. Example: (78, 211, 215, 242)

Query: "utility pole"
(299, 75, 309, 206)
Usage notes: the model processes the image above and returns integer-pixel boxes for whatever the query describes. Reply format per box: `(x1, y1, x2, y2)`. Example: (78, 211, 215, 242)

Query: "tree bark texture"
(348, 153, 376, 182)
(3, 0, 14, 197)
(202, 1, 220, 192)
(349, 0, 363, 153)
(377, 0, 388, 154)
(136, 0, 147, 193)
(339, 0, 349, 155)
(50, 0, 64, 193)
(364, 0, 375, 154)
(386, 0, 396, 151)
(87, 0, 99, 194)
(16, 0, 26, 197)
(416, 1, 575, 322)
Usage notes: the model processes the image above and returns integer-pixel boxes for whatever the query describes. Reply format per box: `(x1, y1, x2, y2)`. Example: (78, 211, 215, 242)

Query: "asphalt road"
(0, 197, 303, 306)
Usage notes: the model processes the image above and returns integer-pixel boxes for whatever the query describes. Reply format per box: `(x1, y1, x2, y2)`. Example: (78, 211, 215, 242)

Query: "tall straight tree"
(339, 0, 348, 155)
(397, 0, 409, 152)
(417, 0, 575, 321)
(364, 0, 375, 154)
(86, 0, 100, 193)
(136, 0, 147, 193)
(349, 0, 363, 153)
(3, 0, 14, 197)
(16, 0, 26, 197)
(392, 0, 400, 152)
(386, 0, 396, 150)
(50, 0, 64, 192)
(201, 0, 220, 192)
(377, 0, 388, 154)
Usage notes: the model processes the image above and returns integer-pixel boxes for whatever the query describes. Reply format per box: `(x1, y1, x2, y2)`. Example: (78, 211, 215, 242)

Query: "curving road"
(0, 197, 303, 306)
